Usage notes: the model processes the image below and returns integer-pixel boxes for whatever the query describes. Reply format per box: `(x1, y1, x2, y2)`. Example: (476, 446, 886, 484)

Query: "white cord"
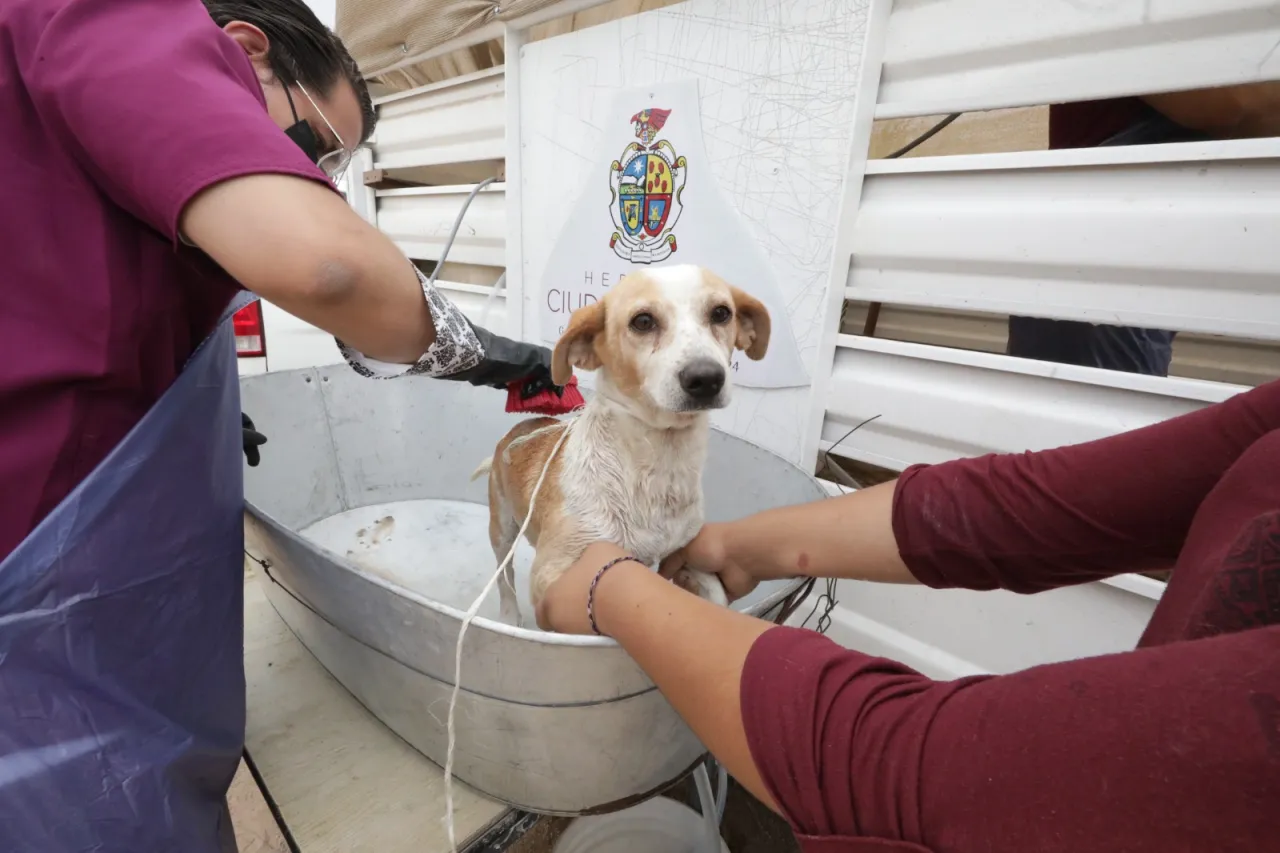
(693, 763, 722, 852)
(478, 270, 507, 330)
(444, 417, 577, 852)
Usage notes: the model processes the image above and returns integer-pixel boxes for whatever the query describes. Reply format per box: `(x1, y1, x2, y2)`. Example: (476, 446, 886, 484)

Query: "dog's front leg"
(670, 568, 730, 607)
(667, 520, 731, 607)
(528, 528, 593, 633)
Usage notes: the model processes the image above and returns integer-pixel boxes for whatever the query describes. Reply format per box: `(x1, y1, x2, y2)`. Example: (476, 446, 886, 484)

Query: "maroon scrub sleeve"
(892, 380, 1280, 594)
(25, 0, 331, 243)
(741, 624, 1280, 853)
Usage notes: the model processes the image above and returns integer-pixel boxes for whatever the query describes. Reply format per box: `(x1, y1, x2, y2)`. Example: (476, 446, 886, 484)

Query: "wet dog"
(471, 265, 771, 629)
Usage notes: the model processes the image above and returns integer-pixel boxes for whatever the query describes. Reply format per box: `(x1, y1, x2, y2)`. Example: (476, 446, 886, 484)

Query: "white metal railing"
(793, 0, 1280, 672)
(840, 302, 1280, 387)
(851, 139, 1280, 340)
(372, 68, 506, 170)
(376, 183, 508, 268)
(805, 0, 1280, 474)
(356, 1, 622, 341)
(366, 68, 514, 334)
(877, 0, 1280, 118)
(820, 335, 1242, 470)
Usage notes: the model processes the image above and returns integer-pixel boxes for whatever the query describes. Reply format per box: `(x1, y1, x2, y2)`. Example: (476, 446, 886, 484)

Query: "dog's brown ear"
(730, 286, 771, 361)
(551, 300, 606, 384)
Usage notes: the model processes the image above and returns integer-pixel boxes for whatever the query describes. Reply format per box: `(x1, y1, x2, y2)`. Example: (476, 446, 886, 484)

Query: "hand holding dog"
(537, 525, 768, 635)
(659, 523, 762, 603)
(536, 542, 660, 635)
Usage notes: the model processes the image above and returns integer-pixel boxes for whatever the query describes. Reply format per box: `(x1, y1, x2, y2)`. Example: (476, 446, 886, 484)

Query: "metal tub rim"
(245, 482, 808, 651)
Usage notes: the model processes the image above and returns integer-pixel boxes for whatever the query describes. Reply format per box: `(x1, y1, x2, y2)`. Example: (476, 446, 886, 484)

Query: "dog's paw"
(671, 568, 730, 608)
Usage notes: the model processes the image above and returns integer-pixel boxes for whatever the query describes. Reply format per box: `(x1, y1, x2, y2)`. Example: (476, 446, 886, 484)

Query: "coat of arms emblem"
(608, 108, 688, 264)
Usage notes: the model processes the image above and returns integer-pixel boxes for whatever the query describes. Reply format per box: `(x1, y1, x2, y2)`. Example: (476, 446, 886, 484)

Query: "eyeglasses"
(284, 82, 354, 181)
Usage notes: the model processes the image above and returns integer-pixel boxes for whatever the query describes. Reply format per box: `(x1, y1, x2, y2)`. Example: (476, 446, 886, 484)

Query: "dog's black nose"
(679, 360, 725, 400)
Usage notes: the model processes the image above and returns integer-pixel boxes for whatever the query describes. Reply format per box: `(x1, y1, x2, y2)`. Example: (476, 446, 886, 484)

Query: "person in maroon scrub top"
(0, 0, 422, 562)
(0, 0, 558, 564)
(1008, 85, 1280, 376)
(539, 379, 1280, 852)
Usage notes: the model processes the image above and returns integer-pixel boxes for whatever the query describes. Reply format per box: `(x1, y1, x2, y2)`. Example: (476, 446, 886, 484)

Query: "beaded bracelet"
(586, 555, 648, 636)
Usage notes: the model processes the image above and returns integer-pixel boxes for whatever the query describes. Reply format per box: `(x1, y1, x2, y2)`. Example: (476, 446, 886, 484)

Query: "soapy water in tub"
(301, 500, 783, 622)
(298, 422, 758, 851)
(300, 500, 540, 625)
(304, 420, 577, 852)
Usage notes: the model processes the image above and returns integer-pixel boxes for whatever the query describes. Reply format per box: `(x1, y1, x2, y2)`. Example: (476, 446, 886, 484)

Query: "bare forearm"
(1143, 82, 1280, 139)
(181, 174, 435, 363)
(723, 481, 916, 585)
(581, 543, 780, 810)
(253, 228, 435, 365)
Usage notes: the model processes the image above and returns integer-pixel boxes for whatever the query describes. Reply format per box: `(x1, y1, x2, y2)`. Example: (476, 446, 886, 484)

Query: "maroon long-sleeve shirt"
(742, 379, 1280, 852)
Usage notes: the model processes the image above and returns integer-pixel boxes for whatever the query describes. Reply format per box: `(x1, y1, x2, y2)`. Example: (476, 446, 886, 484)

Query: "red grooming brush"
(506, 374, 585, 416)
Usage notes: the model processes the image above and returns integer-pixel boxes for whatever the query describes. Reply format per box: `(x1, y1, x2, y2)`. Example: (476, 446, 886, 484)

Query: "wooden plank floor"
(229, 758, 290, 853)
(240, 563, 509, 851)
(230, 561, 802, 852)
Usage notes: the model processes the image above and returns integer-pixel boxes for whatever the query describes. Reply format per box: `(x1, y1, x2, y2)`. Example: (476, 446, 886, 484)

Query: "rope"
(443, 418, 576, 852)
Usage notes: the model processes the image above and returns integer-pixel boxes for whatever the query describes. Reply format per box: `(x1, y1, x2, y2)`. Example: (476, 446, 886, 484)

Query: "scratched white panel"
(376, 184, 507, 268)
(819, 335, 1244, 471)
(878, 0, 1280, 118)
(848, 139, 1280, 341)
(372, 68, 506, 169)
(518, 0, 873, 464)
(841, 301, 1280, 387)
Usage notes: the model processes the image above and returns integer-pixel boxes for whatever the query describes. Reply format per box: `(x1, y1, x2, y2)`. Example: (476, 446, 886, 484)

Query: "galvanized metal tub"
(240, 365, 822, 815)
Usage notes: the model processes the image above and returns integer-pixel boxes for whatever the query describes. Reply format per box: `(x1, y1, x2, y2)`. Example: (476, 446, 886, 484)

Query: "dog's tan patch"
(703, 270, 771, 360)
(594, 271, 667, 400)
(490, 416, 569, 547)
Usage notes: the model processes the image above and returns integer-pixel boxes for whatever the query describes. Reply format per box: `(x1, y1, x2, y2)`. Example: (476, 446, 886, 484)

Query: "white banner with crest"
(536, 79, 810, 389)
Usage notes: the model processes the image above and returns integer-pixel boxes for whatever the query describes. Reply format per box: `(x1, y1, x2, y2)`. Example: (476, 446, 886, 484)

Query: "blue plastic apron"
(0, 293, 254, 852)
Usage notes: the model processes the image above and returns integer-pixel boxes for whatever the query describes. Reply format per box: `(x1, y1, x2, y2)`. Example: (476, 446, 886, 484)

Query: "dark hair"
(203, 0, 376, 144)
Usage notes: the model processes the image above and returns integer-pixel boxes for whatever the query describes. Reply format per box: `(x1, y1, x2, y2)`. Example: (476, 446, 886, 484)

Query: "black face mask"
(282, 86, 321, 164)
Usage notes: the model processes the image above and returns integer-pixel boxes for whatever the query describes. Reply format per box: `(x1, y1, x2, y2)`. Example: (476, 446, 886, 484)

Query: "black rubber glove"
(242, 412, 267, 467)
(437, 319, 563, 397)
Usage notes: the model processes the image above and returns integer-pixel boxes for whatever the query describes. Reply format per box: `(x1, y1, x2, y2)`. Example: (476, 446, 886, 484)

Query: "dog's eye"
(709, 305, 733, 325)
(630, 312, 656, 333)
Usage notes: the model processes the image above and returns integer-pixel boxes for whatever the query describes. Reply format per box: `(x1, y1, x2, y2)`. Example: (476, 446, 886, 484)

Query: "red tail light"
(233, 301, 266, 358)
